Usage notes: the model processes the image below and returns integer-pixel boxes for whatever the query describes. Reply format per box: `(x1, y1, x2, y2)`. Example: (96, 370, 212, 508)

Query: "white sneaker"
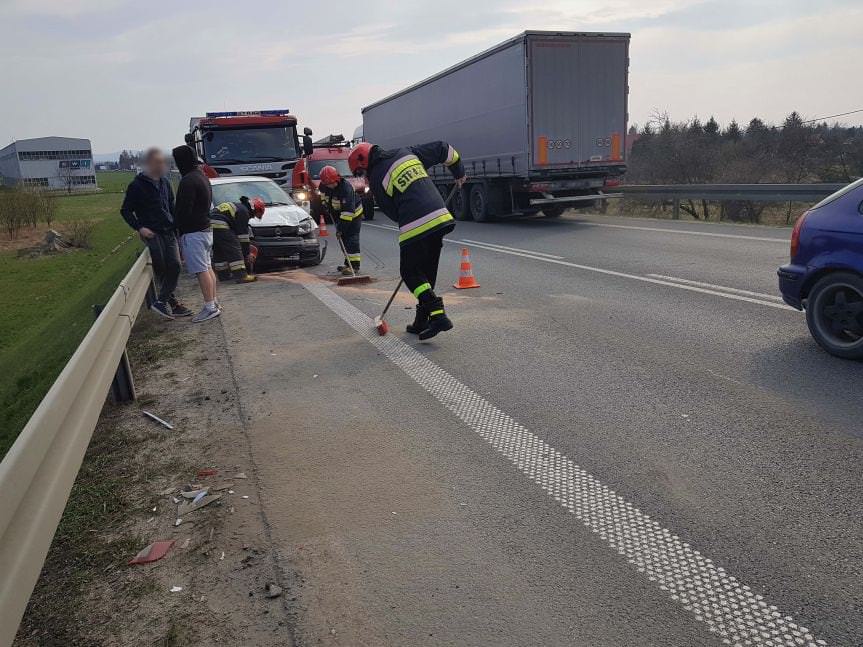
(192, 306, 221, 323)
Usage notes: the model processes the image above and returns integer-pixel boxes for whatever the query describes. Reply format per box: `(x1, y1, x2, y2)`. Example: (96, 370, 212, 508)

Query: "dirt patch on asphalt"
(14, 283, 294, 646)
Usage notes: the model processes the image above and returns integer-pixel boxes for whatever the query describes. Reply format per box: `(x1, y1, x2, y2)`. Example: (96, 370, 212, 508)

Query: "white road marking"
(576, 221, 789, 243)
(363, 224, 794, 311)
(304, 280, 826, 647)
(459, 239, 564, 259)
(647, 275, 786, 302)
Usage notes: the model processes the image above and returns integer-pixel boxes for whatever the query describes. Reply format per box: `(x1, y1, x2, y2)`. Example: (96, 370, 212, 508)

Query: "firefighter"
(210, 196, 264, 283)
(348, 141, 465, 340)
(318, 164, 364, 275)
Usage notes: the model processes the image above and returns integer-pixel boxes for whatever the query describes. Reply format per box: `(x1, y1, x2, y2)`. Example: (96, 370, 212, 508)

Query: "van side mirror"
(302, 135, 313, 157)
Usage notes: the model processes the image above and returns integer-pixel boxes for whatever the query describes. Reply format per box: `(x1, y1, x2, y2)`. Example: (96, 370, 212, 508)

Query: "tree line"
(626, 112, 863, 223)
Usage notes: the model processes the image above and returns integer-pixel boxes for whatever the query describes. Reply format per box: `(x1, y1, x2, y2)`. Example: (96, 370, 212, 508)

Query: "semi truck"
(186, 109, 312, 187)
(362, 31, 630, 221)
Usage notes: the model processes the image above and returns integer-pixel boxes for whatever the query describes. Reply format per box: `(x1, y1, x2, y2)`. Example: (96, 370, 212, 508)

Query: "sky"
(0, 0, 861, 154)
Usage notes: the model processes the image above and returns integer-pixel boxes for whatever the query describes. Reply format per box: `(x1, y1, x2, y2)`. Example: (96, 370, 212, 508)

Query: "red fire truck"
(291, 134, 374, 221)
(187, 109, 312, 187)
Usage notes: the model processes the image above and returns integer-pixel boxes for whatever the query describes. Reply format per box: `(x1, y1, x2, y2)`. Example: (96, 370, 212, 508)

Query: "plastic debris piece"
(172, 497, 180, 504)
(174, 518, 183, 527)
(170, 586, 183, 593)
(192, 491, 208, 505)
(220, 551, 225, 560)
(129, 540, 175, 565)
(181, 489, 207, 500)
(241, 495, 249, 500)
(180, 538, 191, 549)
(197, 468, 218, 478)
(265, 583, 283, 599)
(177, 494, 222, 516)
(234, 472, 248, 480)
(142, 410, 174, 430)
(228, 490, 234, 494)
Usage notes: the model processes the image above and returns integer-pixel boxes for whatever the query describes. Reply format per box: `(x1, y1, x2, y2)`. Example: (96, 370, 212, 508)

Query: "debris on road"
(234, 472, 248, 479)
(177, 494, 222, 516)
(128, 540, 175, 565)
(142, 410, 174, 430)
(170, 586, 183, 593)
(196, 468, 218, 478)
(265, 583, 283, 599)
(181, 488, 207, 500)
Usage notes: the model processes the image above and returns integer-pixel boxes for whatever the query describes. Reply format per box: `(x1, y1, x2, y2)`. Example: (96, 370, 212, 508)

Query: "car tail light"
(604, 177, 622, 187)
(790, 211, 807, 261)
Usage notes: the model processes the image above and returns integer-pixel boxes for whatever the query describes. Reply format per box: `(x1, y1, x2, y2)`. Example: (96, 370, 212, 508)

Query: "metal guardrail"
(0, 250, 152, 647)
(618, 183, 846, 219)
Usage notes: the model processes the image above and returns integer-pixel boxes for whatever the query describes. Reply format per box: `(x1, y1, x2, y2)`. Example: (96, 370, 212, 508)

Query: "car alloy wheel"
(806, 272, 863, 359)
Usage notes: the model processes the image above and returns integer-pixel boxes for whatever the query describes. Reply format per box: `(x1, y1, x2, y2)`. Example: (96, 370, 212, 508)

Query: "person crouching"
(211, 196, 265, 283)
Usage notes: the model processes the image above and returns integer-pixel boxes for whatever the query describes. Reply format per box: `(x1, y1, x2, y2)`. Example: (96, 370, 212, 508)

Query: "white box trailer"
(362, 31, 630, 220)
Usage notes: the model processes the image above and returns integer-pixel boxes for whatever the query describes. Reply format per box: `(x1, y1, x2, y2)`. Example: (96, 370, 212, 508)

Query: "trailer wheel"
(449, 185, 470, 221)
(469, 184, 493, 222)
(541, 205, 566, 218)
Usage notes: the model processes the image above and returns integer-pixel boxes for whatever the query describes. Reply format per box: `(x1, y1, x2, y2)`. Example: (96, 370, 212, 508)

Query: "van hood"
(254, 203, 315, 228)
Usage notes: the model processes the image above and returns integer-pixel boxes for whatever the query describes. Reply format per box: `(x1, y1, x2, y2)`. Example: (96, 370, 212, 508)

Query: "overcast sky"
(1, 0, 860, 153)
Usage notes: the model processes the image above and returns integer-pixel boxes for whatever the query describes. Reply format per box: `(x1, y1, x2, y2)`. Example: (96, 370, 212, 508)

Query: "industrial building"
(0, 136, 97, 191)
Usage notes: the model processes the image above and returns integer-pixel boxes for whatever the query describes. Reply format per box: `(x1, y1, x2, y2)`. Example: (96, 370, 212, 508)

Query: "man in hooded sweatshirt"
(172, 144, 219, 323)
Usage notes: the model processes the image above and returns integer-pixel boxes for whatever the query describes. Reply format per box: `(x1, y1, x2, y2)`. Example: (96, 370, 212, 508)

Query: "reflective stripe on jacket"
(368, 141, 465, 247)
(320, 178, 363, 233)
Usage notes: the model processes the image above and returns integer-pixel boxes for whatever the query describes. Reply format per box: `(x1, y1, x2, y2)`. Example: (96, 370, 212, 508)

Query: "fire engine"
(292, 134, 374, 221)
(186, 109, 312, 186)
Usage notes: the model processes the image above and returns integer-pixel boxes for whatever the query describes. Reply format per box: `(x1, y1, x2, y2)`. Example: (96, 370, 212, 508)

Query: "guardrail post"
(672, 200, 680, 220)
(92, 304, 136, 403)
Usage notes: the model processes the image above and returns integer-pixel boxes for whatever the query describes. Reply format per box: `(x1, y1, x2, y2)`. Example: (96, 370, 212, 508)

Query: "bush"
(64, 220, 96, 249)
(0, 187, 62, 238)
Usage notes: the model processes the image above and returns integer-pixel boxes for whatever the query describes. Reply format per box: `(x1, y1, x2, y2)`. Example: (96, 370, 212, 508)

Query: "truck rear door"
(528, 33, 629, 171)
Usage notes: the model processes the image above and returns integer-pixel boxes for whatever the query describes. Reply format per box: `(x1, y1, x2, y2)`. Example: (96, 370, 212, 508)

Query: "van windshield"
(212, 181, 296, 207)
(202, 127, 298, 164)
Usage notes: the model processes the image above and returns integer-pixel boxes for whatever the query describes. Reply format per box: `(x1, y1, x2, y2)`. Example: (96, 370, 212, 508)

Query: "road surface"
(218, 212, 862, 646)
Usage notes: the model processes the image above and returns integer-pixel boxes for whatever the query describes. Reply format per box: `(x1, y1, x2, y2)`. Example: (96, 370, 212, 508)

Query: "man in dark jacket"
(172, 144, 219, 323)
(120, 148, 191, 319)
(349, 141, 465, 340)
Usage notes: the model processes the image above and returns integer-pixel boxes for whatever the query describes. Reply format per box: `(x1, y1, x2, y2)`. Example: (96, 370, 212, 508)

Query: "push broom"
(335, 230, 371, 286)
(374, 184, 459, 335)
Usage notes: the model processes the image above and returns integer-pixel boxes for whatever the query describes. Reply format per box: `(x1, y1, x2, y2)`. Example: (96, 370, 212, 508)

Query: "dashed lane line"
(363, 224, 794, 311)
(304, 280, 826, 647)
(647, 274, 786, 302)
(575, 221, 788, 243)
(459, 238, 564, 259)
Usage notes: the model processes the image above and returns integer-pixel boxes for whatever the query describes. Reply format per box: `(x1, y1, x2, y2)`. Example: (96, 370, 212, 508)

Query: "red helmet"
(319, 165, 340, 186)
(348, 142, 373, 175)
(250, 197, 265, 217)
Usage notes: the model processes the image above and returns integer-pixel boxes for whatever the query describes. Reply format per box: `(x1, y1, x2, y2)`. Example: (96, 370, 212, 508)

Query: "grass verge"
(0, 171, 141, 456)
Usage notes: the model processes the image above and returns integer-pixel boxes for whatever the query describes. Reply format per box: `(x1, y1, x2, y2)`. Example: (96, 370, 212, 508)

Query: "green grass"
(0, 171, 142, 456)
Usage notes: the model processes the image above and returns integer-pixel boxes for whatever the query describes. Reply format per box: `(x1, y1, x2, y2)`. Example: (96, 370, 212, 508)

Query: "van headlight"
(298, 217, 313, 235)
(294, 190, 308, 202)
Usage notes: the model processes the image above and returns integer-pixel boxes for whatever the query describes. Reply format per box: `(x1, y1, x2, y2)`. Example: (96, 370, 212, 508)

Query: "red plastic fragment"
(129, 540, 175, 565)
(196, 468, 218, 477)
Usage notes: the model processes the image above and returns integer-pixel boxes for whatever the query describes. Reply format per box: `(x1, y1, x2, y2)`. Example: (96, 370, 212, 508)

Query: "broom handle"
(379, 182, 460, 318)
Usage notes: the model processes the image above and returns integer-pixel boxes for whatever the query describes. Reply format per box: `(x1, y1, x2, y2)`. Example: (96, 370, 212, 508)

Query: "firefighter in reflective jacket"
(319, 165, 364, 275)
(210, 196, 264, 283)
(349, 141, 465, 340)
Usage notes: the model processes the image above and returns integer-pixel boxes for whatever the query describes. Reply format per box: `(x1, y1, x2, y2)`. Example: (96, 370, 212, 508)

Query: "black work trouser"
(399, 231, 444, 300)
(146, 230, 181, 303)
(339, 220, 361, 268)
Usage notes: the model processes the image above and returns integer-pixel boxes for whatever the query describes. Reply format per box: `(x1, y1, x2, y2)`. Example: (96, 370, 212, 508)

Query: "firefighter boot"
(237, 273, 258, 284)
(418, 297, 453, 340)
(406, 303, 429, 334)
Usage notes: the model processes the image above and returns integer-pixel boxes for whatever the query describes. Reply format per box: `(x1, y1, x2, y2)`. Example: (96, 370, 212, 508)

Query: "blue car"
(778, 178, 863, 359)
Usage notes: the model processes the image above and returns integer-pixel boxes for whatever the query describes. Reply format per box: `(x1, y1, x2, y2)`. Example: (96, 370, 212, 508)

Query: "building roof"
(0, 136, 92, 156)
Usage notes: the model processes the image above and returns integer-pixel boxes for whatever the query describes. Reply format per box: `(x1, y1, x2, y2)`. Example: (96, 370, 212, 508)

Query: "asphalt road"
(220, 211, 862, 646)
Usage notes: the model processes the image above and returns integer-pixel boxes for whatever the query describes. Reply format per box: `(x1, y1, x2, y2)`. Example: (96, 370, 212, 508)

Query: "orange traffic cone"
(318, 213, 328, 237)
(453, 247, 480, 289)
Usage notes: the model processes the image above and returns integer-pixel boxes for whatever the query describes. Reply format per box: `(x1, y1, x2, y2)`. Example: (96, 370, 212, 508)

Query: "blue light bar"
(205, 109, 291, 118)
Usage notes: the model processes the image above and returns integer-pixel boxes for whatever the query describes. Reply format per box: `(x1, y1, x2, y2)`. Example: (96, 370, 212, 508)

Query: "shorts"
(180, 230, 213, 274)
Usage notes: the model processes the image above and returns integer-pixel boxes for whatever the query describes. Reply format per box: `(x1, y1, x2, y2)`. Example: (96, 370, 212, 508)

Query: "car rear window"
(810, 177, 863, 211)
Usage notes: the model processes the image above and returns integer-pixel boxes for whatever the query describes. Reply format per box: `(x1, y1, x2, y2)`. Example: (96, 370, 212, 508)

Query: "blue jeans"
(146, 230, 181, 302)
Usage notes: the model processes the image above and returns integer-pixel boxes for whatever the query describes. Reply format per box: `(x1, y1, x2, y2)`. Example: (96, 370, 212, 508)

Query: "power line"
(802, 108, 863, 124)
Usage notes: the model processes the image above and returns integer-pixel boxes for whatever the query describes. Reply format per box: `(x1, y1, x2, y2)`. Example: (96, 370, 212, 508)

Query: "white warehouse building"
(0, 137, 97, 191)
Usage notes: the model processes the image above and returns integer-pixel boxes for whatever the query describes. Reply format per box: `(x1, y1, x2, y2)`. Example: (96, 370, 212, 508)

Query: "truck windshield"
(212, 181, 296, 207)
(308, 158, 352, 179)
(202, 127, 298, 164)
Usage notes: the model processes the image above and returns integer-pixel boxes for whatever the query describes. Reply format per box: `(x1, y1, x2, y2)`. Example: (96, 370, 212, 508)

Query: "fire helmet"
(348, 142, 373, 176)
(319, 165, 340, 186)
